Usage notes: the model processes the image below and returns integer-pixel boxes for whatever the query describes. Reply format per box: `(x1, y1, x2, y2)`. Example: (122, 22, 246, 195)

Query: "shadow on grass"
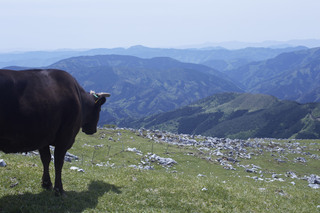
(0, 180, 121, 213)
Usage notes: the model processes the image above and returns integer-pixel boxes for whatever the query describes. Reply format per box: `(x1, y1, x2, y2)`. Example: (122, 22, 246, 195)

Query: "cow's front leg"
(53, 147, 67, 196)
(39, 146, 52, 190)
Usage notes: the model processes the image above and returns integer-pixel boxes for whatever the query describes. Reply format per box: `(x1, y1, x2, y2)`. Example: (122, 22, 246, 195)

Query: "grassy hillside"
(131, 93, 320, 139)
(0, 128, 319, 212)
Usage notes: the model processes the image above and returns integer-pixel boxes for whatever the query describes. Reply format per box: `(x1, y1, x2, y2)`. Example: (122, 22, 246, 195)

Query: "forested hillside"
(226, 47, 320, 103)
(130, 93, 320, 139)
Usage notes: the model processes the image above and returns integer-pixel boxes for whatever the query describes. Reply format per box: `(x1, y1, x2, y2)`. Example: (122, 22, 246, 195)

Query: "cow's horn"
(97, 92, 111, 97)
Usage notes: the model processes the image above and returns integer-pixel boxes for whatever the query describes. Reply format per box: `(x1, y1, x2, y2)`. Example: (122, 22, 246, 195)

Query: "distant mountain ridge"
(227, 47, 320, 103)
(182, 39, 320, 49)
(130, 92, 320, 139)
(0, 46, 307, 71)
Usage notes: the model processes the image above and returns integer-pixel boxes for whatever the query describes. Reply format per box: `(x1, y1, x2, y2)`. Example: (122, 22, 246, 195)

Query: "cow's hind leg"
(53, 147, 67, 196)
(39, 146, 53, 190)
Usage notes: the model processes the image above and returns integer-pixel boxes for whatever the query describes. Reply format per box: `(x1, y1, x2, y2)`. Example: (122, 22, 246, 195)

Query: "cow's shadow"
(0, 180, 121, 212)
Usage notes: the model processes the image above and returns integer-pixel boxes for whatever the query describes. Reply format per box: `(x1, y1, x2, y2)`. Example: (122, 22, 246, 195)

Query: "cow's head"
(82, 91, 110, 135)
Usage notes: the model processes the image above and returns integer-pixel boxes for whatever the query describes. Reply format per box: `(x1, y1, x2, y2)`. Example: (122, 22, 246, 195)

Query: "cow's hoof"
(54, 188, 66, 197)
(42, 181, 53, 190)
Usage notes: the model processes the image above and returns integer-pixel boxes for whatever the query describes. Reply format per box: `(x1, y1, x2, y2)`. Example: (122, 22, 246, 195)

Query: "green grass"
(1, 129, 320, 212)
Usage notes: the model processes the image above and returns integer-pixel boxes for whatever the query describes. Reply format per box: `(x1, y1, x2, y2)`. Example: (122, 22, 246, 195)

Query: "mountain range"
(45, 55, 242, 124)
(2, 45, 320, 139)
(181, 39, 320, 49)
(0, 45, 306, 71)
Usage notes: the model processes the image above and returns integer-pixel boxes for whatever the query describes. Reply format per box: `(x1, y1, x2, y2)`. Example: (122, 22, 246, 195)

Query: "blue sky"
(0, 0, 320, 51)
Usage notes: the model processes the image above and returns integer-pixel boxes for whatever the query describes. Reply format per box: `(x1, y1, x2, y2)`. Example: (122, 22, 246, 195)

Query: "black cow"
(0, 69, 110, 195)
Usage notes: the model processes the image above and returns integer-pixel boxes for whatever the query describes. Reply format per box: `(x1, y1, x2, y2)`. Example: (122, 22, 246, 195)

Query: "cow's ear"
(95, 97, 106, 106)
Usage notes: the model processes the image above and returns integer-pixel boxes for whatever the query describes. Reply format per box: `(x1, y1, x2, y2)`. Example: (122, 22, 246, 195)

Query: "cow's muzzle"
(82, 128, 97, 135)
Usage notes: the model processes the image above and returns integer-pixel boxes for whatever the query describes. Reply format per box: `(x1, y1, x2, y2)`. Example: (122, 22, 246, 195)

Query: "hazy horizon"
(1, 0, 320, 52)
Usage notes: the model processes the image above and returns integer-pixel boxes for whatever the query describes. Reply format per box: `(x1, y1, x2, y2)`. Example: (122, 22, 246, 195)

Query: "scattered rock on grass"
(70, 166, 84, 172)
(128, 164, 154, 170)
(308, 174, 320, 189)
(147, 153, 177, 167)
(286, 171, 298, 179)
(126, 147, 143, 155)
(0, 159, 6, 167)
(64, 152, 79, 162)
(294, 157, 307, 163)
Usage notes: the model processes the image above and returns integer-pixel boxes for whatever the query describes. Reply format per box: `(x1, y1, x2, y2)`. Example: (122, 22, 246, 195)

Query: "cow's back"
(0, 69, 82, 153)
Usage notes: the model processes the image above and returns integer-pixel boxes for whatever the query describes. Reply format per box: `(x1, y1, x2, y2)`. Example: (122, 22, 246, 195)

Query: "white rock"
(309, 184, 320, 189)
(308, 174, 320, 184)
(0, 159, 6, 167)
(286, 171, 298, 179)
(215, 151, 224, 156)
(148, 154, 177, 166)
(251, 164, 261, 170)
(70, 166, 79, 170)
(127, 147, 143, 155)
(70, 166, 84, 172)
